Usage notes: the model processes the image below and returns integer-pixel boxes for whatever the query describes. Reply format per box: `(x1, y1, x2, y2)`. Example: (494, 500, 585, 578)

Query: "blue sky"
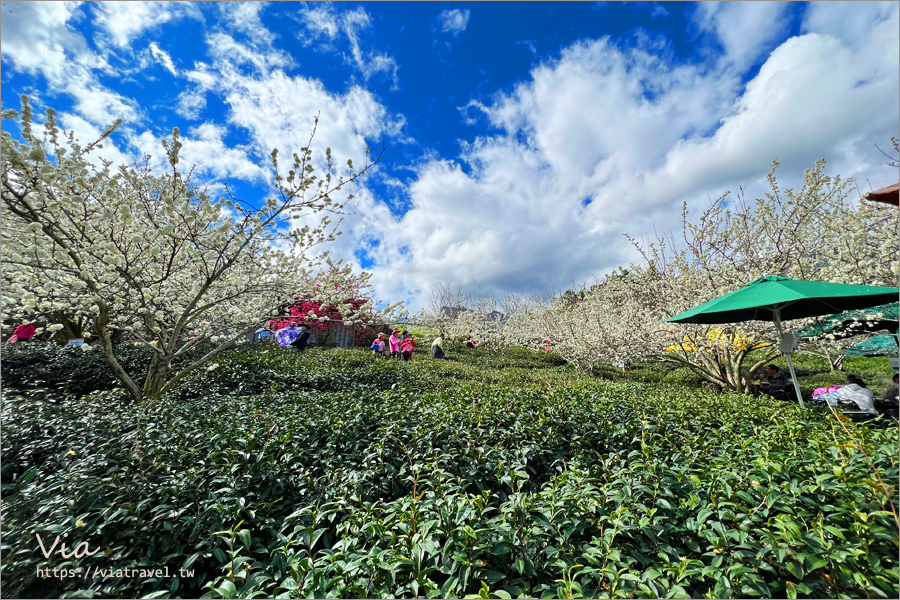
(2, 1, 898, 309)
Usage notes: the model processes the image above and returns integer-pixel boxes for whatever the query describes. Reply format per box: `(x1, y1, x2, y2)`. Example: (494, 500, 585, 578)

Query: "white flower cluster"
(1, 97, 386, 401)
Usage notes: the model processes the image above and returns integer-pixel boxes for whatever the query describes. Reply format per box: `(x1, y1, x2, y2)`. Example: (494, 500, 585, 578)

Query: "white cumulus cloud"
(0, 1, 140, 127)
(92, 1, 202, 48)
(693, 1, 792, 72)
(219, 1, 276, 47)
(365, 3, 899, 308)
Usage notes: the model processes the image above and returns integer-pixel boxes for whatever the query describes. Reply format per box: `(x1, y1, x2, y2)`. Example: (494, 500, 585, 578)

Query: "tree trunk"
(831, 354, 846, 371)
(143, 351, 173, 402)
(799, 349, 845, 372)
(94, 319, 143, 403)
(823, 352, 845, 371)
(659, 346, 779, 394)
(49, 313, 87, 345)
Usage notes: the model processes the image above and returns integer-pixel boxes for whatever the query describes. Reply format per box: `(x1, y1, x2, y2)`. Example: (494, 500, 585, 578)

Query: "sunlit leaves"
(1, 345, 896, 599)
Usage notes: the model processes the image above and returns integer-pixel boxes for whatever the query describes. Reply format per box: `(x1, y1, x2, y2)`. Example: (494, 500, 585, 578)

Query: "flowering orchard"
(503, 268, 671, 376)
(0, 96, 385, 401)
(425, 159, 898, 388)
(420, 282, 538, 353)
(616, 159, 898, 390)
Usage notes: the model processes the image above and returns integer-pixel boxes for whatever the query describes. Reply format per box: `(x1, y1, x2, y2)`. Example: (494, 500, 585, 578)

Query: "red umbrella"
(863, 182, 899, 206)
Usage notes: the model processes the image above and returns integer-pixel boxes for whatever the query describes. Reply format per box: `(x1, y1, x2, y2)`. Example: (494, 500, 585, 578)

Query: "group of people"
(755, 363, 898, 415)
(269, 323, 449, 361)
(811, 372, 899, 414)
(370, 330, 452, 361)
(371, 328, 418, 360)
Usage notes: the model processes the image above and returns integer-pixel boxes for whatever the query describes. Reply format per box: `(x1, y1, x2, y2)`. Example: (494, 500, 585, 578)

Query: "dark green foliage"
(0, 342, 222, 397)
(1, 346, 897, 599)
(0, 343, 150, 396)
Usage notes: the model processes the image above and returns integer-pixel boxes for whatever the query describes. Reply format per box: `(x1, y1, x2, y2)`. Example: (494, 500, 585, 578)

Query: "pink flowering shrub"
(267, 269, 391, 345)
(269, 298, 370, 338)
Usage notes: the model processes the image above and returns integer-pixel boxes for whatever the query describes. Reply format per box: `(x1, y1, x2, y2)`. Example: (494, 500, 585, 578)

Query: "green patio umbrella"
(842, 333, 900, 357)
(667, 276, 900, 408)
(795, 302, 899, 338)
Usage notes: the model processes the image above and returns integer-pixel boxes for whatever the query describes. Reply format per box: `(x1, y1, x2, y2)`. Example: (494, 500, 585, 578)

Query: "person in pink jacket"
(371, 333, 387, 357)
(388, 328, 402, 359)
(8, 323, 36, 342)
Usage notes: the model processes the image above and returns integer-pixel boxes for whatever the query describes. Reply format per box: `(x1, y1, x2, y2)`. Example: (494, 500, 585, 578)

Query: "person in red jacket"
(400, 332, 416, 361)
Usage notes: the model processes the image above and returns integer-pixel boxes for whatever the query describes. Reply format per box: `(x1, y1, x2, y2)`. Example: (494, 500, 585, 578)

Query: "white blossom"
(1, 96, 384, 401)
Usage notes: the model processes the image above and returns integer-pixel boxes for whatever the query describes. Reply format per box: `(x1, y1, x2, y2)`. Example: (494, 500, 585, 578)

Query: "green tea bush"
(1, 347, 897, 599)
(0, 342, 149, 396)
(0, 341, 227, 398)
(450, 345, 570, 370)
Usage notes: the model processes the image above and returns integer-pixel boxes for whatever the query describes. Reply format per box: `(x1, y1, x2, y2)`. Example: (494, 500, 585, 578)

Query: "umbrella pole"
(784, 355, 805, 408)
(774, 308, 805, 408)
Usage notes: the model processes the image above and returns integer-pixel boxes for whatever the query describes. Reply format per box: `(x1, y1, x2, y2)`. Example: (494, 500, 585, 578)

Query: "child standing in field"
(388, 328, 402, 359)
(400, 331, 415, 361)
(371, 332, 386, 357)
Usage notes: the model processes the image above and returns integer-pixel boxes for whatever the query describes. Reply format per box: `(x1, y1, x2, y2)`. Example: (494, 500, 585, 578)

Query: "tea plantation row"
(1, 344, 897, 599)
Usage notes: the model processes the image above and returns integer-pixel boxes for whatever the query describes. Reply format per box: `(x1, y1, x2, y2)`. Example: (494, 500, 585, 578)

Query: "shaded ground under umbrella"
(668, 276, 899, 408)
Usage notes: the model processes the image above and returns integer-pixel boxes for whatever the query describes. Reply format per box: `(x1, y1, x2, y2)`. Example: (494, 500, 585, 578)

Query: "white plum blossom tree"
(502, 159, 897, 389)
(461, 293, 537, 354)
(500, 267, 672, 375)
(422, 281, 475, 339)
(1, 96, 385, 401)
(421, 282, 537, 353)
(622, 159, 896, 390)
